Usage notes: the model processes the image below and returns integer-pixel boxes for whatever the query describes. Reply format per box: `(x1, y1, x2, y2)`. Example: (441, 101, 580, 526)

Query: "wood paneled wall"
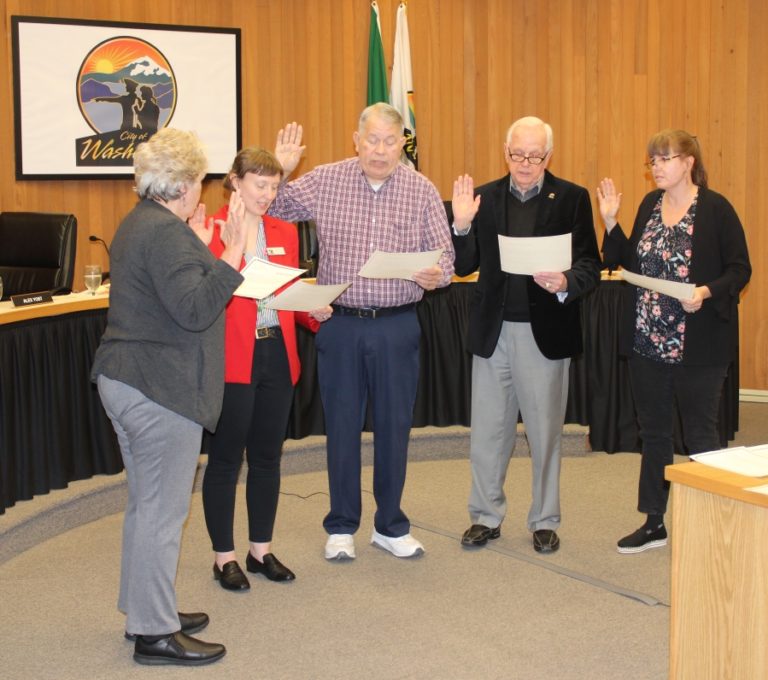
(1, 0, 765, 389)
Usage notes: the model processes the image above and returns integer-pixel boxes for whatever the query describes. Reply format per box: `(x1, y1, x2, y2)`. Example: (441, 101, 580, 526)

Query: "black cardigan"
(601, 187, 751, 365)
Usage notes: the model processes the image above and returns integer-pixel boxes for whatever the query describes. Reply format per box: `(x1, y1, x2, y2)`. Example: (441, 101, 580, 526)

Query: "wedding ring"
(545, 282, 551, 289)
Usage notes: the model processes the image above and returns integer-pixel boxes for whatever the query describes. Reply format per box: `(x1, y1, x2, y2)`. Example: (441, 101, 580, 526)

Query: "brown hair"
(647, 129, 708, 189)
(223, 147, 283, 191)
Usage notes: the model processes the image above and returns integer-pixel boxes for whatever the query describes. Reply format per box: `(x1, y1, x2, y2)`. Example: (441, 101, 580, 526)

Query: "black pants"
(202, 331, 294, 551)
(629, 354, 728, 516)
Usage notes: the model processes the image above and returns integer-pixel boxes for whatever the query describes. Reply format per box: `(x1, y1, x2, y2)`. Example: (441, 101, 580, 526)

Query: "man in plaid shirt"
(272, 103, 454, 561)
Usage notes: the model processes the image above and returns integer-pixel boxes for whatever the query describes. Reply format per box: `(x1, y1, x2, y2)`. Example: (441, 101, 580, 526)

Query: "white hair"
(505, 116, 553, 152)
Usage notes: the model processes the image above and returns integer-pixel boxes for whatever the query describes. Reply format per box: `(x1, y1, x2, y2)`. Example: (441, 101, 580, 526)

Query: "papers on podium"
(232, 258, 305, 300)
(497, 233, 571, 275)
(620, 269, 695, 301)
(691, 445, 768, 478)
(358, 248, 445, 280)
(265, 281, 351, 312)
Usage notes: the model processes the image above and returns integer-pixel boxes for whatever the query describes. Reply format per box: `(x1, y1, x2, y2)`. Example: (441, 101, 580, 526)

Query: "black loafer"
(133, 631, 225, 666)
(461, 524, 501, 547)
(533, 529, 560, 554)
(213, 560, 250, 591)
(125, 611, 209, 641)
(246, 552, 296, 582)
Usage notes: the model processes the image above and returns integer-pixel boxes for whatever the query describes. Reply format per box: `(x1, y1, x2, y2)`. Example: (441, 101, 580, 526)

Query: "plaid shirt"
(270, 158, 454, 308)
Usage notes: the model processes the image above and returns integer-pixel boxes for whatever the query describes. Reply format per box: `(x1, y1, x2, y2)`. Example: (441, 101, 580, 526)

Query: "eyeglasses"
(645, 154, 681, 169)
(507, 150, 549, 165)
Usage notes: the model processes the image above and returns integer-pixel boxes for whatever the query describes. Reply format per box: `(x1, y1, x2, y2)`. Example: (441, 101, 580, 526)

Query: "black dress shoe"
(461, 523, 501, 547)
(125, 611, 209, 641)
(213, 560, 250, 591)
(246, 552, 296, 581)
(533, 529, 560, 554)
(134, 631, 226, 666)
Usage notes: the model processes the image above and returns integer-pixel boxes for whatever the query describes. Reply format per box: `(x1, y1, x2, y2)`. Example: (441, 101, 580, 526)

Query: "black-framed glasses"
(507, 149, 549, 165)
(645, 154, 681, 169)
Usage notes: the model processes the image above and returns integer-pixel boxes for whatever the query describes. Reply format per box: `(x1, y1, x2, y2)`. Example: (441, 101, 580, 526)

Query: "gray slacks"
(468, 322, 569, 532)
(98, 375, 202, 636)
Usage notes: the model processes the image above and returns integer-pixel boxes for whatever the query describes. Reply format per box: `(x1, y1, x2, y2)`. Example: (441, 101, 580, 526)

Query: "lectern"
(666, 461, 768, 679)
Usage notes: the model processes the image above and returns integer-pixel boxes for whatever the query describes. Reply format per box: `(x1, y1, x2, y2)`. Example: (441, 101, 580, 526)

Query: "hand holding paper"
(620, 269, 695, 301)
(232, 258, 305, 300)
(265, 281, 350, 312)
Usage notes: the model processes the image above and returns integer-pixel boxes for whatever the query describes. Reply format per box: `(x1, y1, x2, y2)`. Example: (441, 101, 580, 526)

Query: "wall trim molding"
(740, 389, 768, 403)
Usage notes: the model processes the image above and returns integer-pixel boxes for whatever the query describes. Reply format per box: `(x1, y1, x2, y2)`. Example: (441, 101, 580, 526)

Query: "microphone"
(89, 235, 111, 281)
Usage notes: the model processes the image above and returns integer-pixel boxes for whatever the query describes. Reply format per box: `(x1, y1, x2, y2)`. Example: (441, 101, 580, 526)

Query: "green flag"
(367, 1, 387, 105)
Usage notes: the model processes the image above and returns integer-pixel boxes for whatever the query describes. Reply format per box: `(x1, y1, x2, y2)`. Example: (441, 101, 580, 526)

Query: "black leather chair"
(0, 212, 77, 299)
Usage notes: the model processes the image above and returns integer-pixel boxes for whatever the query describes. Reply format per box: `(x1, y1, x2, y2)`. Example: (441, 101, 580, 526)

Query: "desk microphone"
(89, 235, 111, 281)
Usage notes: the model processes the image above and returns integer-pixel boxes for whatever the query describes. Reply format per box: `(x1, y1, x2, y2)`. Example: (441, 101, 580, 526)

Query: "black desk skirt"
(0, 281, 738, 514)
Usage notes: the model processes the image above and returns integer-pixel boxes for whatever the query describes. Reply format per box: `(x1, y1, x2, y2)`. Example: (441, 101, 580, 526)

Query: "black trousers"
(202, 331, 294, 551)
(629, 354, 728, 516)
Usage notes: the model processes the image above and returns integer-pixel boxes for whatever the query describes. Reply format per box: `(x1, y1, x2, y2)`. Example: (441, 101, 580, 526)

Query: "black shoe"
(133, 631, 226, 666)
(617, 524, 667, 554)
(125, 611, 209, 641)
(246, 552, 296, 581)
(533, 529, 560, 554)
(213, 560, 250, 591)
(461, 524, 501, 547)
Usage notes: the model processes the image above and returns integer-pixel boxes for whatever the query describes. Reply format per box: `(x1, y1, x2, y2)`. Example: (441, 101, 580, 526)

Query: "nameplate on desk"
(10, 291, 54, 307)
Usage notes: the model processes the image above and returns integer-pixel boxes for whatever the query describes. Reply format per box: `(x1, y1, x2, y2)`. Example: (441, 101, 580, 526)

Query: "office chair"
(0, 212, 77, 299)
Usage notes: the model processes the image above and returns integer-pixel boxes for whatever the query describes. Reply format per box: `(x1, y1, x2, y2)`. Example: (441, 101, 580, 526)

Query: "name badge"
(11, 291, 54, 307)
(266, 247, 286, 256)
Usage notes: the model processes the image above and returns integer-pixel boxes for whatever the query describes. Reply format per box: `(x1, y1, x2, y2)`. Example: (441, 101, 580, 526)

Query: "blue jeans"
(629, 354, 728, 516)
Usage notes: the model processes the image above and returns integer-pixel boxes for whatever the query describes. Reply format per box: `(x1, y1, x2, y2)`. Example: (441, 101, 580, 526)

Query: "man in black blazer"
(451, 116, 600, 554)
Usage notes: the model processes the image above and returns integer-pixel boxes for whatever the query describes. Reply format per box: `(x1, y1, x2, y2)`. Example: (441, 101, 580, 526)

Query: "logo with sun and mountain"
(76, 36, 177, 167)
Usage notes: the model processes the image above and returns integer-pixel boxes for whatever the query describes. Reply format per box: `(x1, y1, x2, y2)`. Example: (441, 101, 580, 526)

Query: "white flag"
(390, 2, 418, 169)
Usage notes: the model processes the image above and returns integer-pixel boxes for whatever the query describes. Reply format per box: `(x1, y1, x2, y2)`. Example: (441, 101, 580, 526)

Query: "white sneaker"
(370, 530, 425, 558)
(325, 533, 356, 560)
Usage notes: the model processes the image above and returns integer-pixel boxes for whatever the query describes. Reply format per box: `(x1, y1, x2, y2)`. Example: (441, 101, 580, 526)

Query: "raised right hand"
(275, 122, 306, 178)
(451, 174, 481, 230)
(596, 178, 622, 231)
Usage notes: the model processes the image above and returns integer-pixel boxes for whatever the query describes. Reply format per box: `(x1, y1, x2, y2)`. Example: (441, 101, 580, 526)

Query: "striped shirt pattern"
(270, 158, 454, 308)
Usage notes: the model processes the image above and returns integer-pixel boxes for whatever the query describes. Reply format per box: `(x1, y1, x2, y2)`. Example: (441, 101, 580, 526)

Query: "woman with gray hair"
(92, 128, 247, 666)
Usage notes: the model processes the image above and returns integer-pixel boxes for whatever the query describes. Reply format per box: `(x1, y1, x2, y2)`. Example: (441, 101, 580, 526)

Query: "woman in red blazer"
(202, 147, 330, 591)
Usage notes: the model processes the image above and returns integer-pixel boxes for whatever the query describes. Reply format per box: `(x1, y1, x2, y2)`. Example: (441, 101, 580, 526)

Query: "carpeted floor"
(1, 403, 765, 680)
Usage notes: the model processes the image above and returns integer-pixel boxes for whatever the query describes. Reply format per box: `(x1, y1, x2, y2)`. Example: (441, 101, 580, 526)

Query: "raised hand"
(596, 178, 622, 231)
(220, 190, 247, 270)
(188, 203, 213, 245)
(451, 174, 481, 230)
(275, 122, 306, 177)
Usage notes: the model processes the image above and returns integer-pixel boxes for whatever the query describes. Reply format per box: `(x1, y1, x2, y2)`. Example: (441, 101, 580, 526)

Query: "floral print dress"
(633, 193, 696, 363)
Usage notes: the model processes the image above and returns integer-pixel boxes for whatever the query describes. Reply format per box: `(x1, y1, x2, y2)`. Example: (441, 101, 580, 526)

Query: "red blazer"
(208, 207, 319, 385)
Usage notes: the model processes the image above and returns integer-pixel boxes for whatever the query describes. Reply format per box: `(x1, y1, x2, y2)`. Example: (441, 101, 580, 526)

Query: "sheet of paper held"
(691, 445, 768, 478)
(265, 281, 351, 312)
(357, 248, 445, 280)
(497, 233, 571, 275)
(232, 258, 306, 299)
(620, 269, 695, 301)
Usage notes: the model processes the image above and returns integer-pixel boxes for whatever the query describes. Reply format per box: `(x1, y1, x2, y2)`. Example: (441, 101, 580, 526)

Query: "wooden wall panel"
(0, 0, 765, 389)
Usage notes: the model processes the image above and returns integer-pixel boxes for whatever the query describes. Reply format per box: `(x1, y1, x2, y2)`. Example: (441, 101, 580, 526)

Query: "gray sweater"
(92, 199, 243, 431)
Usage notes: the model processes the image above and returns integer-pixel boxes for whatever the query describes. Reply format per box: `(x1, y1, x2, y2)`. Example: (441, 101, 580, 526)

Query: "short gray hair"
(133, 128, 208, 201)
(358, 102, 404, 134)
(505, 116, 554, 152)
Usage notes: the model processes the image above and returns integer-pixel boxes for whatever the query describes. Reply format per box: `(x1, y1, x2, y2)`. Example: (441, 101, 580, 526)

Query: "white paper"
(497, 233, 572, 275)
(745, 483, 768, 496)
(265, 281, 351, 312)
(620, 269, 696, 301)
(691, 445, 768, 478)
(232, 258, 305, 300)
(358, 249, 444, 280)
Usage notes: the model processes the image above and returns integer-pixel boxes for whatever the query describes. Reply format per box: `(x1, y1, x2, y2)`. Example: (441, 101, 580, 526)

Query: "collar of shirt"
(509, 175, 544, 203)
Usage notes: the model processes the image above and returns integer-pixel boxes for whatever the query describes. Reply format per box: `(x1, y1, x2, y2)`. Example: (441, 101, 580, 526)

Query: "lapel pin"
(548, 192, 555, 199)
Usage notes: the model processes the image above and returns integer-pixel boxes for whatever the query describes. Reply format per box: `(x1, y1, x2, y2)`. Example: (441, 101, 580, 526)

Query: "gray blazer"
(92, 199, 243, 431)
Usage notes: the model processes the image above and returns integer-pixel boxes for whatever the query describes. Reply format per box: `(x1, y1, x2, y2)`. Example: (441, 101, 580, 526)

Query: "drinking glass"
(84, 264, 102, 296)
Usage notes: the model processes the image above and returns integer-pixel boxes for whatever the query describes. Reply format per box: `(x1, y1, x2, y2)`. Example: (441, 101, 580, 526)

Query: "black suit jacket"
(452, 170, 601, 359)
(602, 187, 751, 365)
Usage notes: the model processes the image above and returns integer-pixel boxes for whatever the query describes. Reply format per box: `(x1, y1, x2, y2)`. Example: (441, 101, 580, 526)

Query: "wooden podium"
(666, 461, 768, 679)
